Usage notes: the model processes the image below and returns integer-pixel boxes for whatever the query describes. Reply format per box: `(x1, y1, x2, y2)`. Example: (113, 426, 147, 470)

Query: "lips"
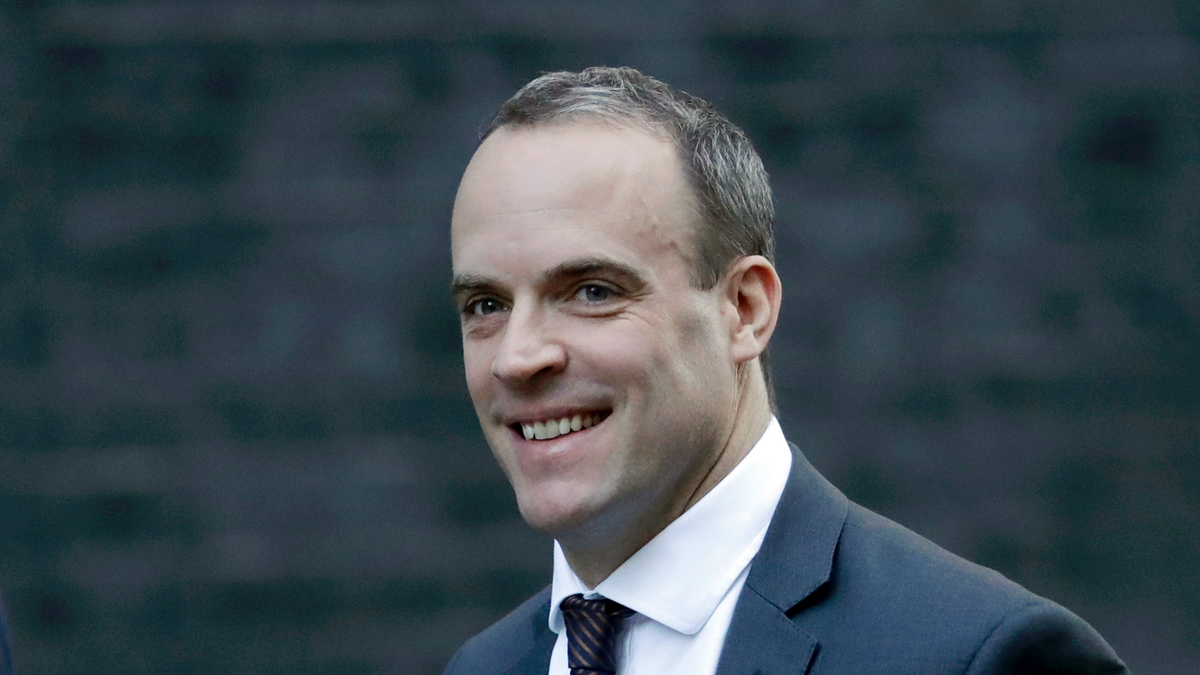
(513, 411, 610, 440)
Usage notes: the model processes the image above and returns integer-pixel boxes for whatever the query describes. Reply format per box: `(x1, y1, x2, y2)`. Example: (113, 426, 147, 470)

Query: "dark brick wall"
(0, 2, 1196, 674)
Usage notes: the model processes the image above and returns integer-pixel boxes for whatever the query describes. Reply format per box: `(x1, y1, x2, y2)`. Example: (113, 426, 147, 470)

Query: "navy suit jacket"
(444, 445, 1127, 675)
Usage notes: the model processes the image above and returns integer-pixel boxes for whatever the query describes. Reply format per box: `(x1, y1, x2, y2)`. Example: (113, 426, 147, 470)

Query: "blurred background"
(0, 1, 1197, 673)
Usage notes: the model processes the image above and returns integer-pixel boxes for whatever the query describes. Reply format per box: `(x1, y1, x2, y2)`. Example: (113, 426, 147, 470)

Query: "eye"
(467, 297, 506, 316)
(575, 284, 614, 303)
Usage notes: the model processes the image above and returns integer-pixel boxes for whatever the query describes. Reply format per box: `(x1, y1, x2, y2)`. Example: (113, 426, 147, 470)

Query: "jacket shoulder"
(443, 586, 553, 675)
(799, 504, 1124, 673)
(839, 502, 1037, 612)
(964, 600, 1127, 675)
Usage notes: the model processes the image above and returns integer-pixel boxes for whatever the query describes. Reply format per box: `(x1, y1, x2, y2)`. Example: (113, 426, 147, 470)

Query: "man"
(445, 67, 1126, 675)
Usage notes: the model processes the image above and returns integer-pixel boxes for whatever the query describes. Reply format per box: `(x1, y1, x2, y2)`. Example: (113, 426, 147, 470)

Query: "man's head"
(451, 68, 781, 584)
(482, 67, 775, 290)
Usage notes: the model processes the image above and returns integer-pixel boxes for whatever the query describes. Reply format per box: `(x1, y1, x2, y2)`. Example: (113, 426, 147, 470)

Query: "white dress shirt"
(547, 417, 793, 675)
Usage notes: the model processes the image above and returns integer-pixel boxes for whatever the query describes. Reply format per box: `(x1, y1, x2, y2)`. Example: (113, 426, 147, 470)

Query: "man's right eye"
(468, 298, 505, 316)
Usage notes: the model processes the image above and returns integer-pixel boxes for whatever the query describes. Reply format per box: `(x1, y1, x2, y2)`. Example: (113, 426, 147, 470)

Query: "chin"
(514, 490, 601, 538)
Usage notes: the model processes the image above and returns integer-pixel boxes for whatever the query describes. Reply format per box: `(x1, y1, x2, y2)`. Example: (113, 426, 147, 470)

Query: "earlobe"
(723, 255, 782, 364)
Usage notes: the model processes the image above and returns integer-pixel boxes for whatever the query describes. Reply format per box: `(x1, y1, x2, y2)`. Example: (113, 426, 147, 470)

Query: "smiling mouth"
(512, 411, 610, 440)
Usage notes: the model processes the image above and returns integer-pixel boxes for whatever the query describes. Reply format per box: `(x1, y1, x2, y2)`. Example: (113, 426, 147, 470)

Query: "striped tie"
(559, 594, 635, 675)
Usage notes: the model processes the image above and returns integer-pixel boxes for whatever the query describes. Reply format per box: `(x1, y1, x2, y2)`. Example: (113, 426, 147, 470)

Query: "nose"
(491, 304, 567, 387)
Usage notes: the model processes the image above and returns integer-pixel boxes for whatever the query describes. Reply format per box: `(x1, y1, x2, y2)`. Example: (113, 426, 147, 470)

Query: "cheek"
(570, 321, 663, 384)
(654, 305, 728, 389)
(462, 341, 497, 402)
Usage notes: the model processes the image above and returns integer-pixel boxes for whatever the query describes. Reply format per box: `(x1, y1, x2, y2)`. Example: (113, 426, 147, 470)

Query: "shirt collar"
(549, 416, 793, 635)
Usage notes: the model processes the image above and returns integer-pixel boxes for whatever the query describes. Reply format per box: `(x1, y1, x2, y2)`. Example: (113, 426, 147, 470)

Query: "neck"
(561, 365, 773, 587)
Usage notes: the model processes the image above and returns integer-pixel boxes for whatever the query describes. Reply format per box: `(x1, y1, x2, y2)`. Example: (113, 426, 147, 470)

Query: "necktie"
(559, 594, 635, 675)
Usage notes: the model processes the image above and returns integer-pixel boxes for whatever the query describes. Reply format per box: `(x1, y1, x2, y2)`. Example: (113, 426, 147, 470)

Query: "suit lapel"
(500, 590, 557, 675)
(716, 444, 849, 675)
(502, 632, 555, 675)
(715, 587, 817, 675)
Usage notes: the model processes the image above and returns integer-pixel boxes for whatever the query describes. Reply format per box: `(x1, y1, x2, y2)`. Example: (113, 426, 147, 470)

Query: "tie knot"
(560, 594, 634, 620)
(560, 594, 634, 674)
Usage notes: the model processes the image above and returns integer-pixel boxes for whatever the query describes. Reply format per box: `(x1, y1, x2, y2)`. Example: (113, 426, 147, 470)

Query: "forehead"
(451, 122, 698, 272)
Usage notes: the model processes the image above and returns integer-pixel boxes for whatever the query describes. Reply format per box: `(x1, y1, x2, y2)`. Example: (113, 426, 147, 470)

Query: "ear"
(720, 255, 782, 365)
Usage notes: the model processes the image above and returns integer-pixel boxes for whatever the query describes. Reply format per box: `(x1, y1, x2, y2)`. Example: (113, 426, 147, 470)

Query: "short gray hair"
(481, 66, 775, 290)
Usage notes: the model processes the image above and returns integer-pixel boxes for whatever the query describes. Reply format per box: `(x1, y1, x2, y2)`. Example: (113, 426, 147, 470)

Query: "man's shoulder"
(442, 586, 554, 675)
(838, 501, 1037, 610)
(797, 503, 1125, 673)
(765, 443, 1071, 623)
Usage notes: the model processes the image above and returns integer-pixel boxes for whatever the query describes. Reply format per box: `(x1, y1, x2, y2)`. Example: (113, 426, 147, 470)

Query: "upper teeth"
(522, 413, 599, 440)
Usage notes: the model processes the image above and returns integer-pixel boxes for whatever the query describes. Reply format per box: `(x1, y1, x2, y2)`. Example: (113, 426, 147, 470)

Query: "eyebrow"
(450, 273, 497, 298)
(545, 256, 646, 287)
(451, 256, 648, 298)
